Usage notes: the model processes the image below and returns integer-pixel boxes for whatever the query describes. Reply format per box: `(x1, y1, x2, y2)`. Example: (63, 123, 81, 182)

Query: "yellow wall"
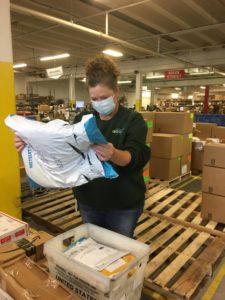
(0, 61, 21, 218)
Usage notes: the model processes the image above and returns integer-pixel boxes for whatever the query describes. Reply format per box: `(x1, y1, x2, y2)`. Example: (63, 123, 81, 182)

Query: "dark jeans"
(78, 202, 143, 238)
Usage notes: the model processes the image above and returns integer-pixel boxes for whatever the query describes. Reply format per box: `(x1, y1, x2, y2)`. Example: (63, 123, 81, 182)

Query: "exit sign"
(164, 70, 186, 80)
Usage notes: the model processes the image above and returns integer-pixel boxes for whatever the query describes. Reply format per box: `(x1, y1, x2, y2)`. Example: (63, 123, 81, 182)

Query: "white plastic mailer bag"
(5, 114, 118, 188)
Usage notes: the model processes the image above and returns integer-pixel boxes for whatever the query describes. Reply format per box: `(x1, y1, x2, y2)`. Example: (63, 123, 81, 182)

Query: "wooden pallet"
(22, 189, 82, 232)
(151, 172, 192, 187)
(146, 182, 168, 198)
(144, 188, 225, 238)
(134, 213, 225, 300)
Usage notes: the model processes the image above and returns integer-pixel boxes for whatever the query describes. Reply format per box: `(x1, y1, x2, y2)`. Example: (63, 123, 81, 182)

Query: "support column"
(135, 72, 142, 111)
(0, 0, 21, 217)
(69, 75, 75, 108)
(203, 85, 209, 114)
(150, 89, 155, 106)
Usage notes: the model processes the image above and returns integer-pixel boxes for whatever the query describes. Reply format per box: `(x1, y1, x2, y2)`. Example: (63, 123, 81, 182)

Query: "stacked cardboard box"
(140, 112, 154, 188)
(201, 144, 225, 224)
(212, 126, 225, 141)
(140, 112, 154, 144)
(150, 133, 182, 180)
(150, 112, 193, 180)
(191, 140, 205, 173)
(194, 123, 217, 140)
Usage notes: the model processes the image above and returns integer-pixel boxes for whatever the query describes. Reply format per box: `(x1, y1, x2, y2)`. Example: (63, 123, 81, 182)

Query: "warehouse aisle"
(172, 175, 202, 194)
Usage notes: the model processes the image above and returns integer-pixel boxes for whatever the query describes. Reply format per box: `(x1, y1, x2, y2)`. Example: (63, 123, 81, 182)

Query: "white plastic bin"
(44, 223, 150, 300)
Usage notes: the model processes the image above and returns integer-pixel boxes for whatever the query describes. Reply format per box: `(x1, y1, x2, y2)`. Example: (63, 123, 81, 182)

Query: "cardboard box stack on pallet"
(201, 144, 225, 224)
(149, 112, 193, 181)
(140, 112, 154, 190)
(192, 122, 225, 173)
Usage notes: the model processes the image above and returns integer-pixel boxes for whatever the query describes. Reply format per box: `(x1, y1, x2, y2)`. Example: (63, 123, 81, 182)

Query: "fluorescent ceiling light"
(200, 86, 206, 89)
(146, 75, 164, 79)
(80, 78, 86, 82)
(40, 53, 70, 61)
(102, 49, 123, 57)
(155, 87, 160, 90)
(118, 80, 132, 84)
(175, 87, 181, 90)
(171, 93, 179, 99)
(189, 71, 214, 75)
(217, 71, 225, 76)
(13, 63, 27, 69)
(222, 84, 225, 87)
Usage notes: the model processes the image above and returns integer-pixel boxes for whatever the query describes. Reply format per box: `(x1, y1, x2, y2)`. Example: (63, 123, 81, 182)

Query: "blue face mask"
(91, 96, 116, 116)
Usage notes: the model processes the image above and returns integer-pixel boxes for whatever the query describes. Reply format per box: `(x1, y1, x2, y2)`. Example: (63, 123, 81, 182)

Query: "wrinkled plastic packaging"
(5, 114, 118, 188)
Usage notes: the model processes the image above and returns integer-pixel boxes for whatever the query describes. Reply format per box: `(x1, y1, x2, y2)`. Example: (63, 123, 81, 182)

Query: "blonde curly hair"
(85, 54, 120, 90)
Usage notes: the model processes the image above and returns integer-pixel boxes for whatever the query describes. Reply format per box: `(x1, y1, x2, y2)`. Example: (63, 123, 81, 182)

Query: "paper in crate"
(0, 212, 29, 247)
(44, 224, 150, 300)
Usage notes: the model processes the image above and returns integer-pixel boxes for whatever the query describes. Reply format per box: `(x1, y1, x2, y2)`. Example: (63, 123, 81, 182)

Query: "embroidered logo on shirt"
(112, 128, 124, 135)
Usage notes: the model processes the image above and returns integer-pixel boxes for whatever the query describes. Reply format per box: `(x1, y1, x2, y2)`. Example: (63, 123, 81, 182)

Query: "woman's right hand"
(14, 136, 26, 153)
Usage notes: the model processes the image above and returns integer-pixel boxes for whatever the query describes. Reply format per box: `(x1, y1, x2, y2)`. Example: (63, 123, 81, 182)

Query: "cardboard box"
(38, 104, 50, 112)
(204, 143, 225, 168)
(212, 126, 225, 140)
(181, 154, 191, 175)
(191, 151, 203, 172)
(0, 212, 29, 247)
(0, 257, 80, 300)
(181, 133, 193, 156)
(151, 133, 182, 159)
(202, 166, 225, 196)
(154, 112, 193, 134)
(194, 123, 217, 140)
(201, 193, 225, 224)
(140, 112, 154, 143)
(0, 231, 53, 266)
(150, 157, 181, 181)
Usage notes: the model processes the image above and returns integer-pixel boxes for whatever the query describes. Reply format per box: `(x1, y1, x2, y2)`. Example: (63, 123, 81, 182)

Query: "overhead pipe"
(11, 3, 220, 74)
(10, 3, 162, 57)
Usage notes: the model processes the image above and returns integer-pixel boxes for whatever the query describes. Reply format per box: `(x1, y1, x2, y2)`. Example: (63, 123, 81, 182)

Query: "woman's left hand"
(92, 143, 116, 161)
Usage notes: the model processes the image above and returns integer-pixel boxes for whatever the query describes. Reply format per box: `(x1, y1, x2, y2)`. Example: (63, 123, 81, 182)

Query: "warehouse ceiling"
(11, 0, 225, 78)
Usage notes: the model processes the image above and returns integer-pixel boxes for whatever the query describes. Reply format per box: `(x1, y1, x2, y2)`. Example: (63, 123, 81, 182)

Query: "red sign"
(164, 70, 186, 80)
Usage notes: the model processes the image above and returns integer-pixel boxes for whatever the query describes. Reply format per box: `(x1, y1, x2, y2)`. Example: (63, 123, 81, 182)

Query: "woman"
(15, 54, 150, 237)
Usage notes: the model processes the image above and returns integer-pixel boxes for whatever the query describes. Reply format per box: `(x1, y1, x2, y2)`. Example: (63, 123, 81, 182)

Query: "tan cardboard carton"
(202, 166, 225, 197)
(151, 133, 182, 159)
(150, 157, 181, 181)
(194, 123, 217, 140)
(38, 104, 50, 112)
(181, 133, 193, 156)
(181, 154, 191, 175)
(140, 112, 154, 143)
(201, 193, 225, 224)
(0, 257, 80, 300)
(154, 112, 193, 134)
(191, 153, 203, 172)
(212, 126, 225, 140)
(0, 231, 53, 266)
(203, 143, 225, 168)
